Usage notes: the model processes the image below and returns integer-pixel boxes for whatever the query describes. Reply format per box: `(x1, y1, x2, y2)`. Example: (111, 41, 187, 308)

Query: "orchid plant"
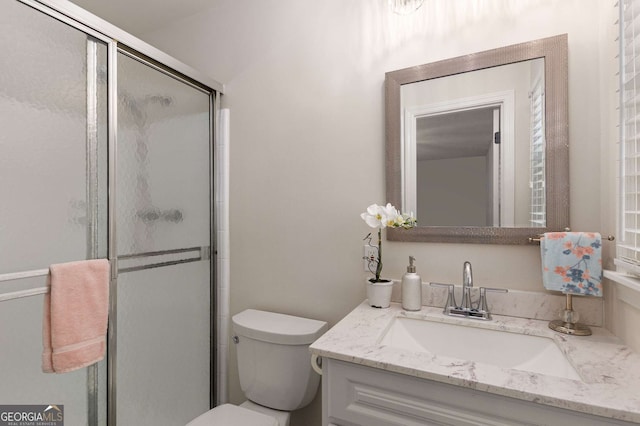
(361, 203, 416, 283)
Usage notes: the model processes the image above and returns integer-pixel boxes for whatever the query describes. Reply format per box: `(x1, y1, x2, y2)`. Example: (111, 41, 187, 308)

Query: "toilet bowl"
(186, 309, 328, 425)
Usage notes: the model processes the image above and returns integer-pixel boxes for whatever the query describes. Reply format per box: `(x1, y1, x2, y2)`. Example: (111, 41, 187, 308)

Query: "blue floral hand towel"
(540, 232, 603, 297)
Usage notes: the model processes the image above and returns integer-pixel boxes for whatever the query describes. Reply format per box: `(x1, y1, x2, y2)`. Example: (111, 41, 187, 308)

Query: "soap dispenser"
(401, 256, 422, 311)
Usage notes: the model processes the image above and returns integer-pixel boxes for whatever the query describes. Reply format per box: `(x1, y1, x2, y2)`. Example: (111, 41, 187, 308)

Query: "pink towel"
(42, 259, 110, 373)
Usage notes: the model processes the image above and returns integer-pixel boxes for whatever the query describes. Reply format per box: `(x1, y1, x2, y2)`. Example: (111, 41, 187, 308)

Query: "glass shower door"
(114, 51, 212, 426)
(0, 1, 109, 425)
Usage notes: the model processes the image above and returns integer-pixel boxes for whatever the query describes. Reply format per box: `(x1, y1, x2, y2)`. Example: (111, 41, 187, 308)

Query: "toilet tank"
(232, 309, 328, 411)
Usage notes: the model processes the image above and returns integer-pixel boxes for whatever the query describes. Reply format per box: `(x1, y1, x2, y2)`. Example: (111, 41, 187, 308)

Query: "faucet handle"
(477, 287, 508, 312)
(430, 282, 457, 313)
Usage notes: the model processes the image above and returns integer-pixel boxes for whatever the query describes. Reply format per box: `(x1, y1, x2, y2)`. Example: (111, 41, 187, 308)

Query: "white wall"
(139, 1, 627, 424)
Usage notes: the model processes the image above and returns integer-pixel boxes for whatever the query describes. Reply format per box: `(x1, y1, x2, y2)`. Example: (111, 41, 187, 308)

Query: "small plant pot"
(366, 279, 393, 308)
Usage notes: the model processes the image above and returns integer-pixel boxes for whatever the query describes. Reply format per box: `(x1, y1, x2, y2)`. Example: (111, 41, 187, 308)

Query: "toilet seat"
(186, 404, 278, 426)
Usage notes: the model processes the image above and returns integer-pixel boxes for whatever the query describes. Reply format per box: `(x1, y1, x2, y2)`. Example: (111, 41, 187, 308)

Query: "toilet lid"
(186, 404, 278, 426)
(232, 309, 328, 345)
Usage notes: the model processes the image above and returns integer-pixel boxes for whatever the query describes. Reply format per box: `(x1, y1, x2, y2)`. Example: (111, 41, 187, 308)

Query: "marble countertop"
(310, 301, 640, 424)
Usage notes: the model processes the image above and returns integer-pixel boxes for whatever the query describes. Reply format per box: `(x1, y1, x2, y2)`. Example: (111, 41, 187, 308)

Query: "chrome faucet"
(461, 261, 473, 309)
(430, 261, 507, 321)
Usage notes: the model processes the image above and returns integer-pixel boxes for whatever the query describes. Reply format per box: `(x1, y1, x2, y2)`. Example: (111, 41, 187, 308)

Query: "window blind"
(529, 81, 546, 227)
(618, 0, 640, 270)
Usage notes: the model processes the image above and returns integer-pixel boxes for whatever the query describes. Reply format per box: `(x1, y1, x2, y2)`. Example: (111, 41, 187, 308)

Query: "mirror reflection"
(402, 58, 545, 228)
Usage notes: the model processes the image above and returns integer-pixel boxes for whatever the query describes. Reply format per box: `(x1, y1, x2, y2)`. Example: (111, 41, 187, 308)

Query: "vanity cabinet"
(322, 359, 636, 426)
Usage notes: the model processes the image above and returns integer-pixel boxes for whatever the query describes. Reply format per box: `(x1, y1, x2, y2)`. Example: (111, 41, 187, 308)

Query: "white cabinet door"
(324, 359, 636, 426)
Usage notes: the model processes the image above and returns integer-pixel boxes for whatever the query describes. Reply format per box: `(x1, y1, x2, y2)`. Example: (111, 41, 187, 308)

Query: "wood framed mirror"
(385, 34, 568, 244)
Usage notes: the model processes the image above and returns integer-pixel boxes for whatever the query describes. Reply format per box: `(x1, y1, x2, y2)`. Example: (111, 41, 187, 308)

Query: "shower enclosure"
(0, 0, 221, 424)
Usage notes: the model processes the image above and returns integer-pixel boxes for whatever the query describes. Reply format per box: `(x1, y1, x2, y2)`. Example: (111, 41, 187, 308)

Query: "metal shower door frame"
(10, 1, 221, 424)
(12, 2, 114, 425)
(108, 46, 217, 426)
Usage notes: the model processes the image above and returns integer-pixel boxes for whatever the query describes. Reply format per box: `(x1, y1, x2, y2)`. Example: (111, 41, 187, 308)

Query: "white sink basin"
(379, 317, 581, 381)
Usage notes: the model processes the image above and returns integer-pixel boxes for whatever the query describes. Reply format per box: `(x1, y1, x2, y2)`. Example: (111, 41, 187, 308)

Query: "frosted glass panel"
(116, 51, 211, 425)
(0, 289, 96, 425)
(116, 262, 211, 425)
(0, 2, 109, 426)
(0, 0, 108, 274)
(117, 53, 210, 255)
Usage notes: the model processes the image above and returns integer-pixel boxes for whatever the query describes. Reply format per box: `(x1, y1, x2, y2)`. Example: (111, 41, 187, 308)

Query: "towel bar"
(118, 246, 209, 273)
(0, 269, 50, 302)
(0, 268, 49, 282)
(0, 246, 210, 302)
(0, 286, 50, 302)
(528, 235, 615, 244)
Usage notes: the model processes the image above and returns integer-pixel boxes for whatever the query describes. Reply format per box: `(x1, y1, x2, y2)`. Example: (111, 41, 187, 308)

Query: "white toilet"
(186, 309, 328, 426)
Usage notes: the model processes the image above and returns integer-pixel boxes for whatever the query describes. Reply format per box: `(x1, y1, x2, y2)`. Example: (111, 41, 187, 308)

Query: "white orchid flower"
(360, 203, 415, 229)
(381, 203, 400, 227)
(396, 211, 417, 229)
(360, 203, 385, 228)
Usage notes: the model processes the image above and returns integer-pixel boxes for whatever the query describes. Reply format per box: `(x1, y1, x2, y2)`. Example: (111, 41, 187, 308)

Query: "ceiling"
(68, 0, 214, 36)
(416, 107, 495, 161)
